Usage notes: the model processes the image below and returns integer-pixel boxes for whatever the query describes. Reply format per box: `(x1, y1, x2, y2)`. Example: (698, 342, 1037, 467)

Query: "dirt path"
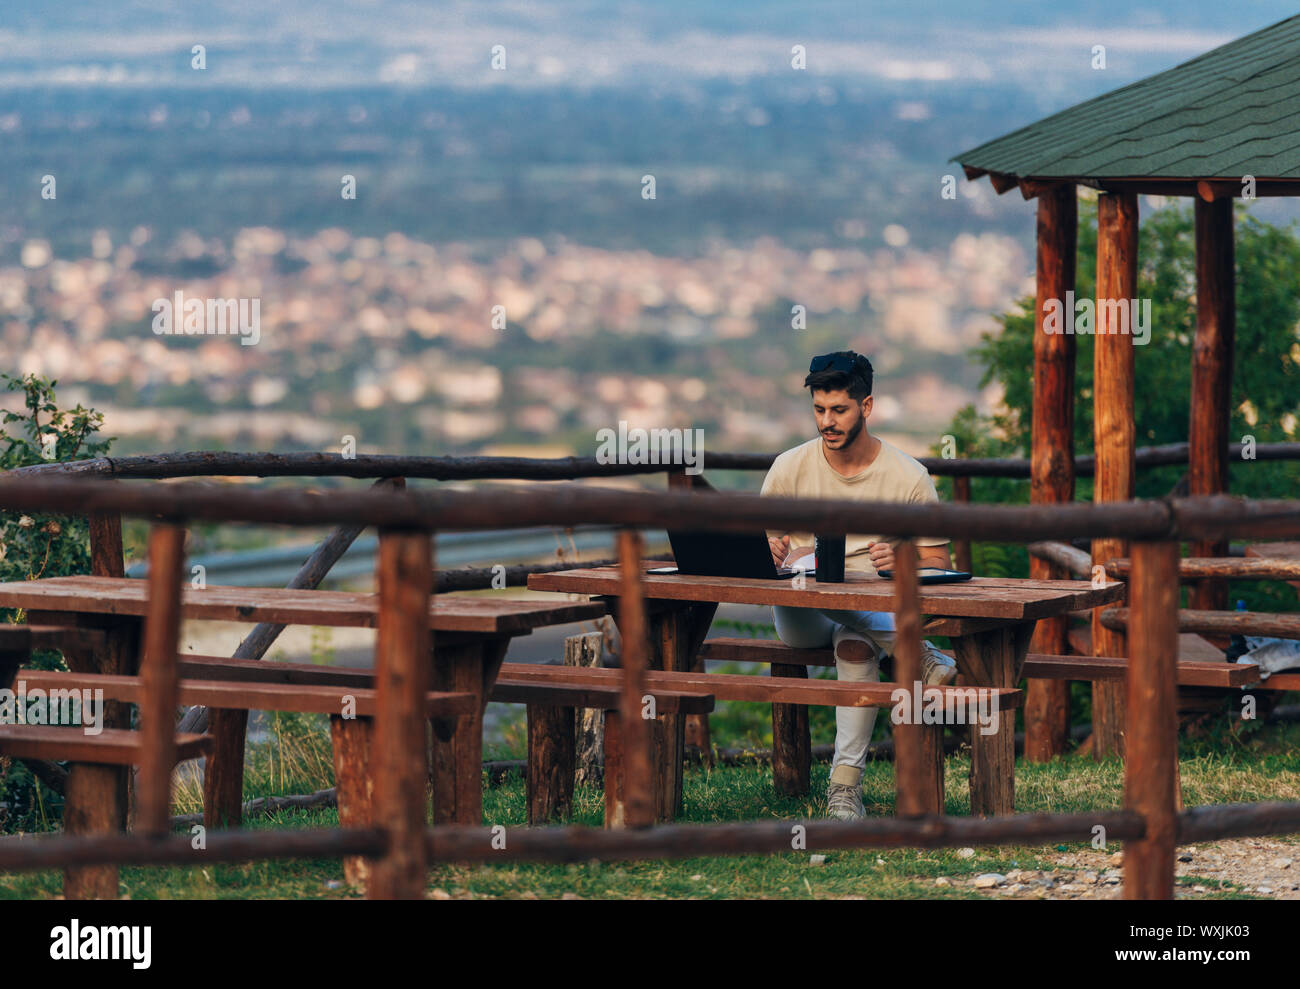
(942, 836, 1300, 898)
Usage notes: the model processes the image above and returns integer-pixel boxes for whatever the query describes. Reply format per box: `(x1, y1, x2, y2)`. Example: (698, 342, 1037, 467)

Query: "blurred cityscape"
(2, 224, 1024, 459)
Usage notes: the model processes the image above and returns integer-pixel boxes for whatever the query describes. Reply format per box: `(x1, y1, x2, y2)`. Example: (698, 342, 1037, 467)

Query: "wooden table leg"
(204, 708, 247, 829)
(771, 663, 811, 796)
(678, 604, 718, 765)
(643, 602, 715, 820)
(430, 635, 510, 826)
(599, 706, 679, 828)
(34, 611, 138, 890)
(952, 620, 1035, 816)
(370, 530, 433, 900)
(526, 701, 575, 824)
(63, 762, 123, 899)
(601, 596, 718, 821)
(603, 709, 625, 828)
(331, 714, 375, 888)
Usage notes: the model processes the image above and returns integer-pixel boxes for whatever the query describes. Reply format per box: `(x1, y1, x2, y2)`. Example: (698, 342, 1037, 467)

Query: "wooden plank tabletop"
(1246, 541, 1300, 598)
(527, 564, 1124, 621)
(0, 576, 607, 635)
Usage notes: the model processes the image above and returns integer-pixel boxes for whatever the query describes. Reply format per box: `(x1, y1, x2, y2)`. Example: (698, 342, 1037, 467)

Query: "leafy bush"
(0, 373, 113, 833)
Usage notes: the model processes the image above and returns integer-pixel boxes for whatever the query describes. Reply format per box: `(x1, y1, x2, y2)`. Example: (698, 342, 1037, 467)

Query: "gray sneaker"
(826, 766, 865, 820)
(827, 781, 865, 820)
(922, 643, 958, 687)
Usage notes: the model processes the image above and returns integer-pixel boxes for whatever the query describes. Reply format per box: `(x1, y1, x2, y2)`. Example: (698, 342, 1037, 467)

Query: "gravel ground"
(945, 837, 1300, 898)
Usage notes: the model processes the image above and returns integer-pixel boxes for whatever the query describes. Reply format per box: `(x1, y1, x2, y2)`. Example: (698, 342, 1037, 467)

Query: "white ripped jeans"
(772, 606, 897, 773)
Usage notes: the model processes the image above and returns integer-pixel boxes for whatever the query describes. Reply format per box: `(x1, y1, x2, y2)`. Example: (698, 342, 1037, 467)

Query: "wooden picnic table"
(528, 564, 1125, 816)
(0, 576, 607, 827)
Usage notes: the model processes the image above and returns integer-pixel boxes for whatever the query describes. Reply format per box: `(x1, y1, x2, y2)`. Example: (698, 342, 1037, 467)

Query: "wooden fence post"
(893, 540, 944, 816)
(368, 528, 433, 899)
(1123, 540, 1180, 899)
(615, 528, 654, 829)
(136, 524, 186, 835)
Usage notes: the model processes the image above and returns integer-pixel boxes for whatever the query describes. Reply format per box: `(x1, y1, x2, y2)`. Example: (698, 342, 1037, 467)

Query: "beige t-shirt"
(759, 436, 948, 574)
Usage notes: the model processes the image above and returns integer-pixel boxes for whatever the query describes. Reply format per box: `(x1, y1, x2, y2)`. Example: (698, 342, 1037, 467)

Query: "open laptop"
(658, 529, 814, 580)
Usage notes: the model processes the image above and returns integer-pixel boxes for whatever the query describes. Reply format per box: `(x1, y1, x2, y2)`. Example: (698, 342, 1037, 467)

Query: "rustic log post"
(1026, 182, 1077, 763)
(526, 701, 575, 824)
(136, 524, 187, 835)
(368, 529, 433, 899)
(330, 714, 374, 888)
(770, 663, 811, 796)
(1091, 190, 1139, 759)
(1189, 197, 1235, 618)
(950, 475, 972, 574)
(568, 630, 605, 785)
(1123, 540, 1180, 899)
(615, 528, 654, 829)
(892, 540, 944, 816)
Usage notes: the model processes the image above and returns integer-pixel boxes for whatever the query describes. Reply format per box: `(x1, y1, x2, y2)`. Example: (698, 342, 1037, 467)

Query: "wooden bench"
(0, 607, 207, 900)
(25, 655, 714, 852)
(700, 635, 1261, 685)
(173, 653, 717, 830)
(172, 654, 714, 831)
(697, 635, 1291, 777)
(496, 659, 1021, 811)
(175, 652, 1007, 823)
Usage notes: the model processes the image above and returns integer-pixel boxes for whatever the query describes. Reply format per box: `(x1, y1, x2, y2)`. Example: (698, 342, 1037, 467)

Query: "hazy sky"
(2, 0, 1296, 102)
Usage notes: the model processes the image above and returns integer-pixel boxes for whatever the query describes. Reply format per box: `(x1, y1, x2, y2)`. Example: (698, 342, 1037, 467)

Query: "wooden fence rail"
(10, 440, 1300, 480)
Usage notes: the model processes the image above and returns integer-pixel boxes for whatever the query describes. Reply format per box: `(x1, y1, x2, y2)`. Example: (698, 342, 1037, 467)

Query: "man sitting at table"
(761, 349, 958, 821)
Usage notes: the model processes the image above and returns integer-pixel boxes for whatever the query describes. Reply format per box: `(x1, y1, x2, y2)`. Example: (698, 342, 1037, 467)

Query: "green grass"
(4, 714, 1300, 899)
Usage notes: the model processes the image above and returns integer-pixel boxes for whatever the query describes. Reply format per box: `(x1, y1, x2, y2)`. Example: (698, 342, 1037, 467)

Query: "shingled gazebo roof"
(953, 13, 1300, 184)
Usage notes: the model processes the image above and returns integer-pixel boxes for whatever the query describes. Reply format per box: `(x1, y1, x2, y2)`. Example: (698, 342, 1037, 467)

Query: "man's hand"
(784, 544, 814, 568)
(768, 535, 790, 568)
(867, 540, 895, 573)
(869, 541, 952, 574)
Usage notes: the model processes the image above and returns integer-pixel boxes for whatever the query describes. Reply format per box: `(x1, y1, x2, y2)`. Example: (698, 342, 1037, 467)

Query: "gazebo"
(951, 14, 1300, 758)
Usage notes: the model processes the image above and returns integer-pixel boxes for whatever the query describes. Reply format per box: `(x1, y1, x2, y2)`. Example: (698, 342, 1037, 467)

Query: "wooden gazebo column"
(1025, 183, 1078, 762)
(1090, 190, 1139, 759)
(1188, 196, 1235, 616)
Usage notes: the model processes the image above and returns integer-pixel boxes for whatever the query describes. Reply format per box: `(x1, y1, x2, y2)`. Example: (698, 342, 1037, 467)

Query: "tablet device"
(876, 567, 972, 584)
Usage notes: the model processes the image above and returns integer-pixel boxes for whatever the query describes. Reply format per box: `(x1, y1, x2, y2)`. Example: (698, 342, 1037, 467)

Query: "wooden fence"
(0, 473, 1298, 899)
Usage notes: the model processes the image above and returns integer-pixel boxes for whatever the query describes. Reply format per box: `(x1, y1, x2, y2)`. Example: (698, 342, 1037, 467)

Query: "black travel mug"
(815, 533, 846, 583)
